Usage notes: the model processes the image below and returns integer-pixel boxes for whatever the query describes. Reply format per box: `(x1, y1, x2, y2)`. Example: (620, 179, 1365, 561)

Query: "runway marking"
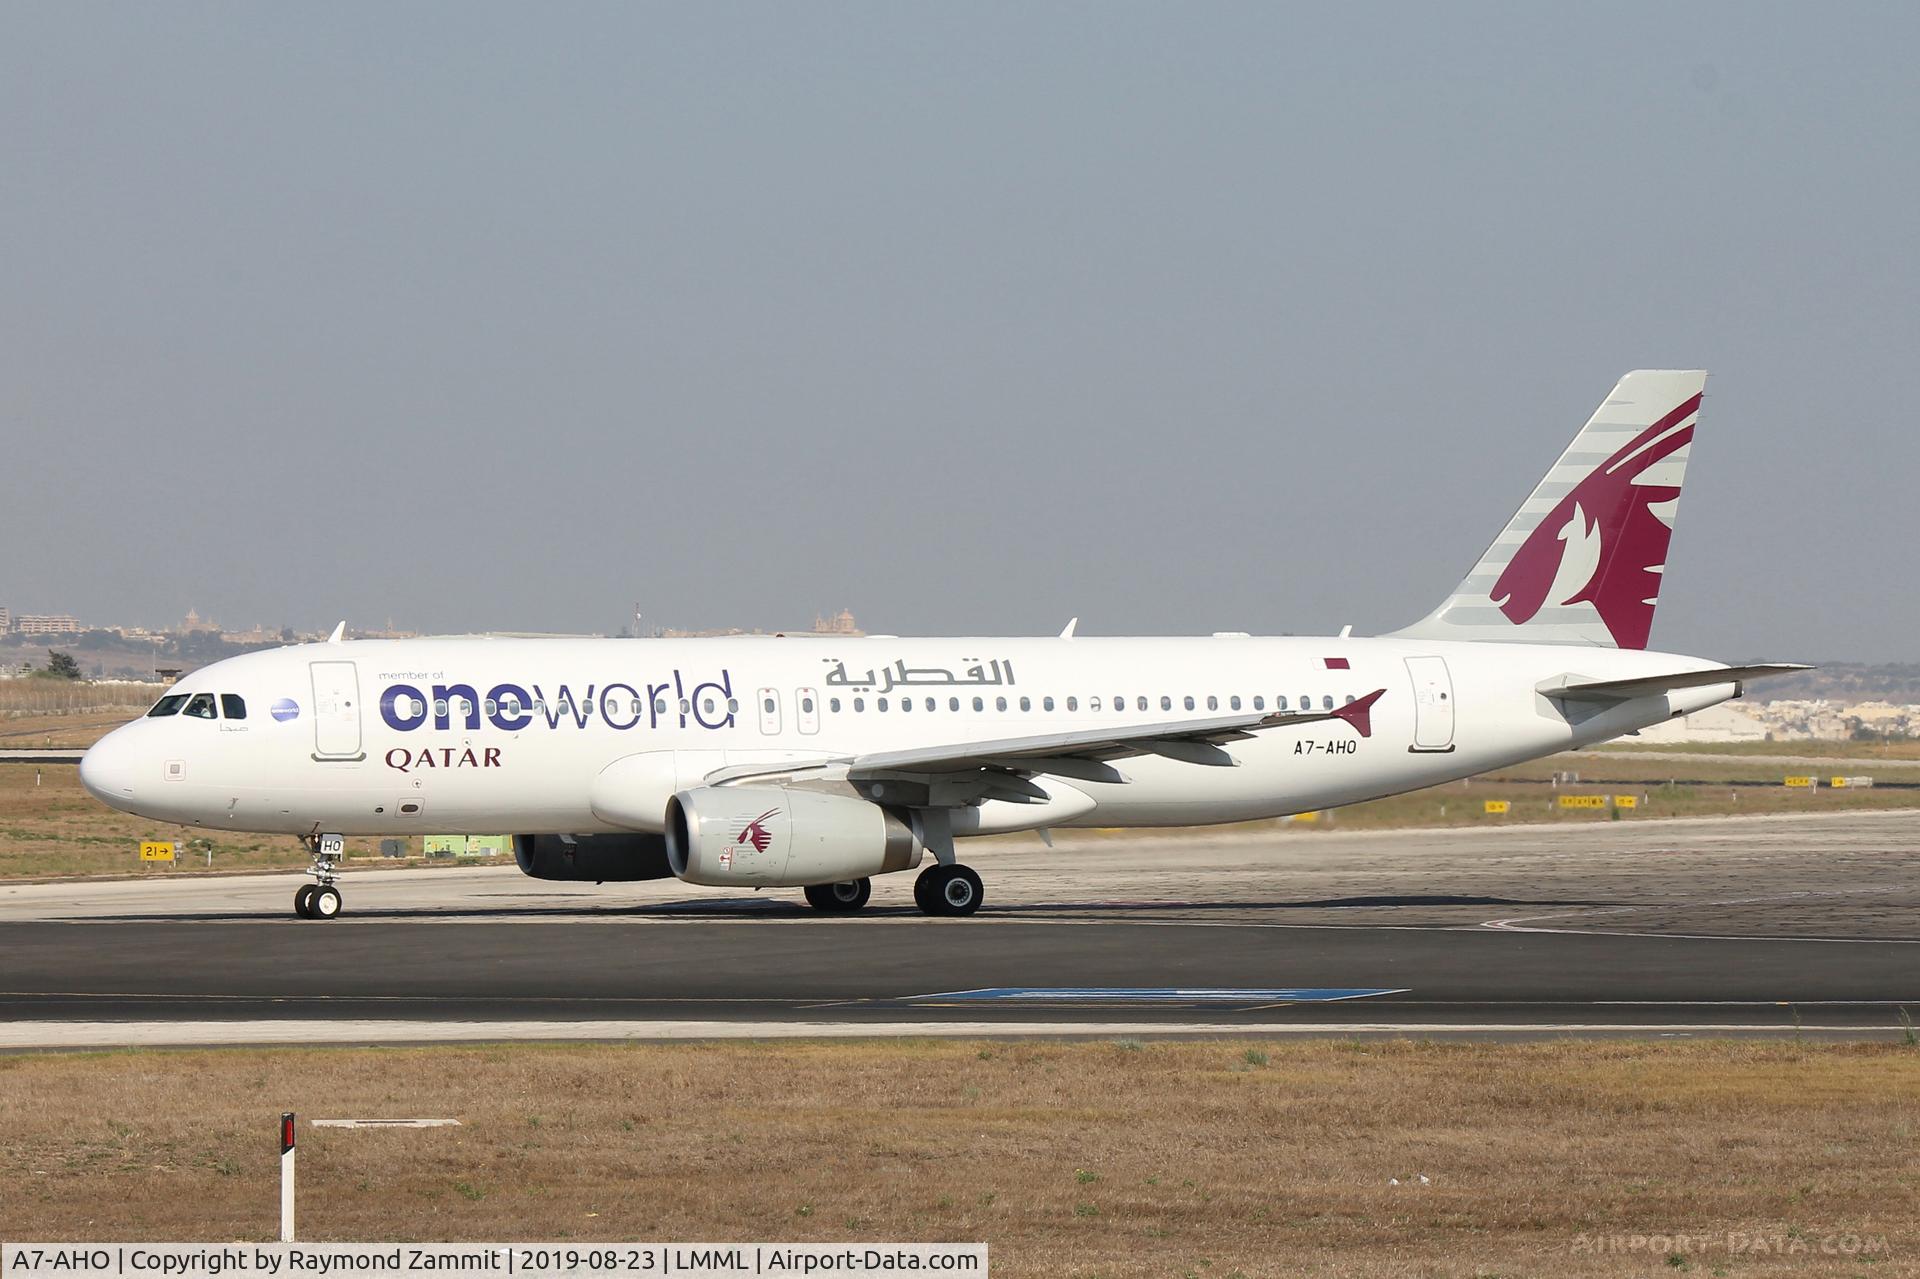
(20, 911, 1920, 946)
(1482, 886, 1920, 944)
(906, 987, 1409, 1004)
(1, 1018, 1910, 1050)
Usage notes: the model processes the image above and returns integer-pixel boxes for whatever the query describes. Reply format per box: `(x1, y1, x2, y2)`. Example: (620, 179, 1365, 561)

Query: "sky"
(3, 3, 1916, 661)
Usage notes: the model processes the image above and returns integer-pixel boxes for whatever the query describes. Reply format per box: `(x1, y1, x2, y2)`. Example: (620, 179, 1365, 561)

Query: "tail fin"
(1389, 370, 1707, 650)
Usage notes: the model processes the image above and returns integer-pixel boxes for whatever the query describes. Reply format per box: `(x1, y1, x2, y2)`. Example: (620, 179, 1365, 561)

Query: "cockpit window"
(147, 694, 189, 718)
(221, 694, 247, 720)
(182, 693, 218, 720)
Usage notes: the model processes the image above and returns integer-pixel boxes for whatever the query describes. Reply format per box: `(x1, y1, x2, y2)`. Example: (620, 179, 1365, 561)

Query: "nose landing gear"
(293, 832, 346, 920)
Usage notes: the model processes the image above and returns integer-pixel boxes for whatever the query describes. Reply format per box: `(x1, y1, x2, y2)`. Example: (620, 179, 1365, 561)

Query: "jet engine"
(512, 832, 673, 883)
(665, 785, 925, 887)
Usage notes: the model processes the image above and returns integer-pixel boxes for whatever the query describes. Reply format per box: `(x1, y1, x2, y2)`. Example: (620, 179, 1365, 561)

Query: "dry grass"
(1595, 738, 1920, 761)
(0, 765, 380, 877)
(0, 681, 161, 715)
(0, 685, 158, 750)
(1304, 754, 1920, 831)
(1, 1039, 1916, 1275)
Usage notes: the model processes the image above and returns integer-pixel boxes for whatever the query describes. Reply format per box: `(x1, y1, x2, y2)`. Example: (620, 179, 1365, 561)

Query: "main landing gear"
(914, 862, 983, 917)
(803, 878, 873, 913)
(294, 832, 346, 920)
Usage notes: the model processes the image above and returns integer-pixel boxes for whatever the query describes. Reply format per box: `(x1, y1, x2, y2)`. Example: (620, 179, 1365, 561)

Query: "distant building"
(15, 613, 80, 636)
(182, 608, 219, 634)
(0, 607, 9, 632)
(814, 609, 860, 635)
(1630, 702, 1770, 744)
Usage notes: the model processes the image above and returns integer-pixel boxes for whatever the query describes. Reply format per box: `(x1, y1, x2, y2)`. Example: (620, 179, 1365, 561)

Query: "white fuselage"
(79, 634, 1736, 838)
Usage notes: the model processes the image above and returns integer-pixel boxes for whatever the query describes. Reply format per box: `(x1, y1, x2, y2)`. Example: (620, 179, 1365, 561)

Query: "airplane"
(79, 369, 1804, 920)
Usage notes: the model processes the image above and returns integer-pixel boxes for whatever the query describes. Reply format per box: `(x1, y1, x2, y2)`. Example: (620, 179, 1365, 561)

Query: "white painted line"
(0, 1018, 1901, 1049)
(311, 1118, 462, 1128)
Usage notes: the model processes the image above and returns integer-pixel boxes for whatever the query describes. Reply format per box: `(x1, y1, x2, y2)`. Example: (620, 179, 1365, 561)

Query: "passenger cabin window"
(1184, 696, 1196, 711)
(1323, 695, 1334, 710)
(1253, 696, 1265, 710)
(1277, 696, 1289, 711)
(1207, 695, 1218, 711)
(877, 697, 889, 712)
(853, 697, 865, 712)
(1019, 696, 1031, 712)
(1160, 695, 1172, 711)
(1229, 695, 1241, 711)
(972, 696, 984, 711)
(995, 696, 1008, 712)
(1066, 696, 1078, 711)
(147, 694, 189, 718)
(1137, 696, 1148, 711)
(183, 692, 217, 720)
(948, 697, 959, 711)
(830, 697, 842, 713)
(220, 694, 247, 720)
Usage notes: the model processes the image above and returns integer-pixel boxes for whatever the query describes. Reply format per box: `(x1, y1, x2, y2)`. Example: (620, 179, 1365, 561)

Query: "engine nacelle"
(665, 785, 925, 887)
(513, 832, 673, 883)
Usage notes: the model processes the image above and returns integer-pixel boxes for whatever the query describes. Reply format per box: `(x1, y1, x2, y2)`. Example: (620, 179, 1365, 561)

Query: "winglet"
(1332, 688, 1385, 738)
(1059, 617, 1078, 638)
(326, 621, 346, 644)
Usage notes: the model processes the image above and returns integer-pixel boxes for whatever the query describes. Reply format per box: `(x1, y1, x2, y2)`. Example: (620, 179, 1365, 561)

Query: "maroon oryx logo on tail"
(737, 808, 779, 854)
(1491, 394, 1699, 650)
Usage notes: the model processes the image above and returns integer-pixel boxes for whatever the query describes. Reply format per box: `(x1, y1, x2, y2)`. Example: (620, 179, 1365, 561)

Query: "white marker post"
(279, 1111, 296, 1242)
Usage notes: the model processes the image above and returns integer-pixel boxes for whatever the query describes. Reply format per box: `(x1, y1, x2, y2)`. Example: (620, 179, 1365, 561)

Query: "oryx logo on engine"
(737, 809, 779, 854)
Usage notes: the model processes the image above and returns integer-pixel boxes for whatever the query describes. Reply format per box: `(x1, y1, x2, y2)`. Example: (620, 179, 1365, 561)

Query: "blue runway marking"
(910, 987, 1407, 1004)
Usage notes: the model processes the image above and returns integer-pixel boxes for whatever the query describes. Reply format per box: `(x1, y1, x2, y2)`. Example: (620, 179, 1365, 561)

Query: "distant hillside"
(0, 631, 282, 681)
(1748, 663, 1920, 705)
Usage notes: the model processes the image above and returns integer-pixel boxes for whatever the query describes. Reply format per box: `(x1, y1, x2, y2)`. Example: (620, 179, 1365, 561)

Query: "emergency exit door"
(756, 687, 782, 735)
(310, 660, 364, 760)
(1404, 656, 1456, 752)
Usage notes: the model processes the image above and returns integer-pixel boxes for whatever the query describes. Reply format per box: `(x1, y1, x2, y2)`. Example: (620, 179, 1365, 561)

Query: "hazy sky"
(5, 4, 1916, 660)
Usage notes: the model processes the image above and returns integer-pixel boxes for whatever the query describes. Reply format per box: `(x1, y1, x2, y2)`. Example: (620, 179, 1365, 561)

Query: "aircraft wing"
(1538, 663, 1810, 703)
(704, 689, 1385, 799)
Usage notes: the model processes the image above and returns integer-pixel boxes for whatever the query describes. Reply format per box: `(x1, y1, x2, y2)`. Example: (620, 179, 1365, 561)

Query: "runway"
(2, 810, 1917, 1046)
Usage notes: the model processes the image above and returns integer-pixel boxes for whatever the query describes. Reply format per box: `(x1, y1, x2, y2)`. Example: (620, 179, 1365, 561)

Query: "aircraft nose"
(79, 732, 140, 808)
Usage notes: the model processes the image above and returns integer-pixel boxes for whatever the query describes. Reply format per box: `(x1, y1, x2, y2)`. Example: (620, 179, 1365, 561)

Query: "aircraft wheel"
(804, 878, 872, 913)
(294, 884, 317, 919)
(310, 884, 343, 920)
(915, 863, 983, 917)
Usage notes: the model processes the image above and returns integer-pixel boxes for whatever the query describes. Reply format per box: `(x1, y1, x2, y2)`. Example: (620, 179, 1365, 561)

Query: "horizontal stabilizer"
(1539, 663, 1811, 703)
